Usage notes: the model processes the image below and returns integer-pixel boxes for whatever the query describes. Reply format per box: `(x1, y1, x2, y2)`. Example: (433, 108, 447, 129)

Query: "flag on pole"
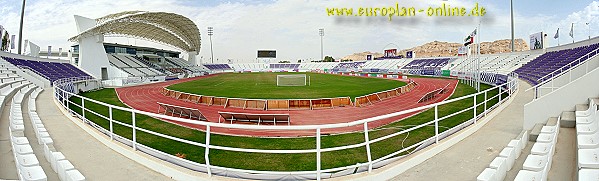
(10, 35, 15, 49)
(47, 46, 51, 58)
(58, 48, 63, 58)
(554, 28, 559, 39)
(464, 29, 477, 46)
(569, 23, 574, 38)
(24, 39, 28, 53)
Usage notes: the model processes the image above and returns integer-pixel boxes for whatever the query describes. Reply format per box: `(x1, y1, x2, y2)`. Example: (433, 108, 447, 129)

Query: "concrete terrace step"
(547, 127, 577, 180)
(576, 104, 590, 112)
(546, 117, 559, 127)
(592, 98, 599, 107)
(560, 111, 576, 128)
(529, 123, 544, 142)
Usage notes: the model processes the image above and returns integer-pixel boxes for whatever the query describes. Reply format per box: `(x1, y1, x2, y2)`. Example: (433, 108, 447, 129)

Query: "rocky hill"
(341, 39, 529, 60)
(340, 51, 384, 62)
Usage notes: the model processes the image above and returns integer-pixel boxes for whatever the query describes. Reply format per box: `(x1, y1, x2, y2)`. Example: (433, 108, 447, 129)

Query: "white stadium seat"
(477, 168, 497, 181)
(489, 157, 507, 181)
(579, 169, 599, 180)
(578, 132, 599, 149)
(578, 148, 599, 169)
(522, 154, 550, 172)
(16, 153, 40, 167)
(507, 139, 523, 159)
(57, 160, 75, 181)
(51, 152, 66, 172)
(514, 169, 545, 181)
(65, 169, 86, 181)
(530, 142, 554, 156)
(18, 165, 47, 181)
(499, 147, 516, 171)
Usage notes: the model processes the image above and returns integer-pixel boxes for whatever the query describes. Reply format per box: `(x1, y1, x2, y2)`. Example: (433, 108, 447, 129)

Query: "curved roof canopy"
(69, 11, 201, 53)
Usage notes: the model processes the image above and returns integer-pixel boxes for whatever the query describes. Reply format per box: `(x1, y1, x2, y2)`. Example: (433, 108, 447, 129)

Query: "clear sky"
(0, 0, 597, 63)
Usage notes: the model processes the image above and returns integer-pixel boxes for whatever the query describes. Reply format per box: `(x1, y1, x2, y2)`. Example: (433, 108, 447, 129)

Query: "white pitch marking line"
(214, 81, 227, 86)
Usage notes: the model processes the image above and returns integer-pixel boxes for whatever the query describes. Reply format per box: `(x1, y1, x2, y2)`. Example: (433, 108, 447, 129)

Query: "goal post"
(277, 74, 310, 86)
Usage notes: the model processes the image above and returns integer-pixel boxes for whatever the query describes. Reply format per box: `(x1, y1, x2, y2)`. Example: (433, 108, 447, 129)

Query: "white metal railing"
(527, 47, 599, 99)
(53, 76, 96, 86)
(52, 72, 518, 180)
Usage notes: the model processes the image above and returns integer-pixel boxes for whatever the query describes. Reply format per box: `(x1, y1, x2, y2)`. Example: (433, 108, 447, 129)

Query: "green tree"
(1, 33, 7, 51)
(323, 56, 335, 62)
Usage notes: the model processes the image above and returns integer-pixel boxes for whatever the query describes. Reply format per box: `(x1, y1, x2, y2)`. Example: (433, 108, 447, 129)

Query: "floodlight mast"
(18, 0, 26, 54)
(510, 0, 514, 52)
(319, 28, 324, 61)
(208, 27, 214, 63)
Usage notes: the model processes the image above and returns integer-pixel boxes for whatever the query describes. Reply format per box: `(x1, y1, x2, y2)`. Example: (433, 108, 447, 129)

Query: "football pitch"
(167, 72, 406, 99)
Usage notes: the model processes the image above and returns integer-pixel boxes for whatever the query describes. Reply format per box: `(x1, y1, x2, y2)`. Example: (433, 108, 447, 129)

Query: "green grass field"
(68, 78, 507, 171)
(167, 72, 406, 99)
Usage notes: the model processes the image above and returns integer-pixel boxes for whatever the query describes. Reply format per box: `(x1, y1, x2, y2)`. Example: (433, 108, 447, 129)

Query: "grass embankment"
(167, 72, 406, 100)
(69, 80, 507, 171)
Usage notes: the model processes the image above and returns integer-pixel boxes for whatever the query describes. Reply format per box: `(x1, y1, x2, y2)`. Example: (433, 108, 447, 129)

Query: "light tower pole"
(319, 28, 324, 61)
(510, 0, 514, 52)
(208, 27, 214, 63)
(587, 22, 591, 39)
(17, 0, 26, 54)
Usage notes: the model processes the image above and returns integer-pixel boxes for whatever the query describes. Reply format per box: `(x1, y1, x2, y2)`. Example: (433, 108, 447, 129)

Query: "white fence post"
(484, 91, 487, 116)
(551, 77, 555, 92)
(363, 122, 373, 172)
(132, 112, 137, 151)
(65, 90, 69, 109)
(109, 106, 113, 140)
(435, 105, 439, 144)
(81, 98, 85, 119)
(473, 95, 477, 123)
(499, 87, 502, 103)
(205, 125, 212, 176)
(316, 128, 321, 181)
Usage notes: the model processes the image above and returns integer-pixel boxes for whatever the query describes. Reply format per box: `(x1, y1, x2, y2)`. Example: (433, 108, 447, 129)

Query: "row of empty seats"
(575, 98, 599, 180)
(515, 43, 599, 85)
(449, 53, 539, 74)
(477, 131, 528, 181)
(164, 57, 206, 73)
(29, 88, 86, 181)
(513, 117, 560, 180)
(269, 64, 300, 69)
(203, 64, 232, 71)
(361, 59, 410, 70)
(2, 56, 92, 83)
(229, 63, 268, 71)
(401, 58, 450, 70)
(107, 54, 163, 77)
(9, 84, 48, 181)
(331, 62, 366, 72)
(298, 62, 338, 70)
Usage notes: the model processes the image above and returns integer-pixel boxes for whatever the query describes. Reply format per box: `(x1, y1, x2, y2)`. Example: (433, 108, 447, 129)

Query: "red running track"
(115, 75, 458, 137)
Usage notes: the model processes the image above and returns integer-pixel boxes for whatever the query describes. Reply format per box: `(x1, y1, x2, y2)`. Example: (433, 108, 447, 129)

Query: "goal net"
(277, 74, 309, 86)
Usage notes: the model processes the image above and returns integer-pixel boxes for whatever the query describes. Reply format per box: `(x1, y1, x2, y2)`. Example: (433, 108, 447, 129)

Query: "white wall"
(74, 15, 109, 79)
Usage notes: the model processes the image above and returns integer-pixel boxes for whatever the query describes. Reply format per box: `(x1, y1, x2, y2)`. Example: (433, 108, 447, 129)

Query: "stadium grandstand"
(1, 2, 599, 181)
(4, 36, 599, 180)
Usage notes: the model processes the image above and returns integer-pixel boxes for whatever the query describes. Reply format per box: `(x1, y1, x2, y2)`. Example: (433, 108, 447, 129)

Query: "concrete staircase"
(506, 99, 593, 180)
